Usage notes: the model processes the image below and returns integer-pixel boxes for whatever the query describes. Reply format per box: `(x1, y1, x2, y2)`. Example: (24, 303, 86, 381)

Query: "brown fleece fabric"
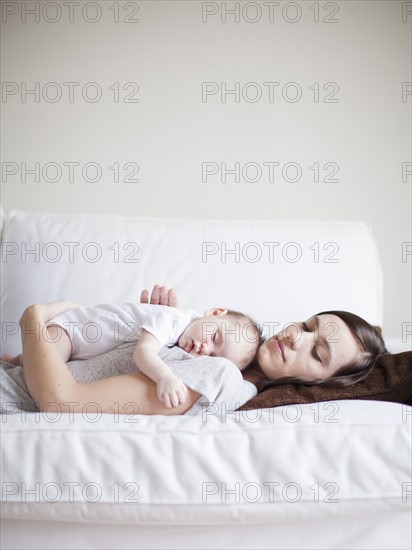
(238, 351, 412, 410)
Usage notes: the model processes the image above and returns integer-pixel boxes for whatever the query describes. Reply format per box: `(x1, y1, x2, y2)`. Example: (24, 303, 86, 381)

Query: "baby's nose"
(200, 341, 211, 355)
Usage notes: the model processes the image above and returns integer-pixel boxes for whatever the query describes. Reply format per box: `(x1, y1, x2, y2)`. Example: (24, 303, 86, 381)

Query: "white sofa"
(1, 210, 411, 550)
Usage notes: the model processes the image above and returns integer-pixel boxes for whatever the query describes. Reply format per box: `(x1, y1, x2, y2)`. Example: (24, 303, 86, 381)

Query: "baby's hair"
(225, 309, 264, 369)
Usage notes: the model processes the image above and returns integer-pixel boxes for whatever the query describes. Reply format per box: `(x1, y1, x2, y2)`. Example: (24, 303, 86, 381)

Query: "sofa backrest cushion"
(1, 210, 383, 355)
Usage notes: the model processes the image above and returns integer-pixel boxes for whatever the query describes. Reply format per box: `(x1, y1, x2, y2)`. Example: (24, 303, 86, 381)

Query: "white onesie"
(47, 303, 199, 360)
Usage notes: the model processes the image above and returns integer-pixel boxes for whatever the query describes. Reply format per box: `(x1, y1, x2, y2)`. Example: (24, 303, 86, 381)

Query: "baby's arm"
(133, 330, 188, 408)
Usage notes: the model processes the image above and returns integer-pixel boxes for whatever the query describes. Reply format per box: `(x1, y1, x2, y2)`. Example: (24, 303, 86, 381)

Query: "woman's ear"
(203, 307, 228, 317)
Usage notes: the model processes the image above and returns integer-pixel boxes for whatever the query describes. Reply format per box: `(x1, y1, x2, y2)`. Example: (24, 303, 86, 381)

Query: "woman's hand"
(140, 284, 179, 308)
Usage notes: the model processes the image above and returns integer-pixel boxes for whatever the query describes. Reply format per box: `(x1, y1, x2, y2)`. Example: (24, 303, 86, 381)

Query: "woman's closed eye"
(301, 322, 322, 363)
(311, 347, 322, 363)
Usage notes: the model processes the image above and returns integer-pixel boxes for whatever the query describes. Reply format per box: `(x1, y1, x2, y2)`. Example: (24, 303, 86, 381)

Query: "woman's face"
(256, 314, 363, 382)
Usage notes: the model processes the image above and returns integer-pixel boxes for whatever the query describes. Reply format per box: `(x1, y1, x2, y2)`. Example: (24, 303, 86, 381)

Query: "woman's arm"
(20, 303, 200, 415)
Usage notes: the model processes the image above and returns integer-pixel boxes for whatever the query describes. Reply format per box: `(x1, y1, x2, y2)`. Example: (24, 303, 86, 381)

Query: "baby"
(8, 302, 261, 408)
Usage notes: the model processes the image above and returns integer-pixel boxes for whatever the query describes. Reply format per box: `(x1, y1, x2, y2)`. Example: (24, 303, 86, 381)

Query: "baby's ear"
(203, 307, 228, 317)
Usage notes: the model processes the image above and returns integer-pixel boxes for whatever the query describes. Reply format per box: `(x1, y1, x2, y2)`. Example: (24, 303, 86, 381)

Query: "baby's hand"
(156, 373, 188, 408)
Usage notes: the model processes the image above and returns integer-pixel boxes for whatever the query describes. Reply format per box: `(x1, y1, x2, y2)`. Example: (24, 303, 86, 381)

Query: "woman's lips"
(273, 338, 285, 361)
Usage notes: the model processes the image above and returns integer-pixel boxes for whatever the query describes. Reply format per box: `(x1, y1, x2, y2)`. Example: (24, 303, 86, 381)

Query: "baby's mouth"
(185, 340, 195, 353)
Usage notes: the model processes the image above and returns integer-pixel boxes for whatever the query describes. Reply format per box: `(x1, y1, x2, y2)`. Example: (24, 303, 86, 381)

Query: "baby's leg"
(19, 325, 72, 368)
(46, 325, 72, 362)
(0, 353, 21, 365)
(1, 325, 72, 366)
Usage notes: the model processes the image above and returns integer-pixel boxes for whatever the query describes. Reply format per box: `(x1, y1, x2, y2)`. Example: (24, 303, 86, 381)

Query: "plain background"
(1, 0, 411, 341)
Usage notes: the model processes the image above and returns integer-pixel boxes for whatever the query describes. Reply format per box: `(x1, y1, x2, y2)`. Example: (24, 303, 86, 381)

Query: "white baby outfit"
(47, 303, 199, 360)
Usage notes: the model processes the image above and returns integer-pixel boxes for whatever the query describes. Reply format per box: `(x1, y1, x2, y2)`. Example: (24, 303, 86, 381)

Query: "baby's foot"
(0, 354, 21, 365)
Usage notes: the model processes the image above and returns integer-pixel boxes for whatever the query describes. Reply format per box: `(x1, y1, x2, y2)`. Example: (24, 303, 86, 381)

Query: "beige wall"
(1, 0, 411, 341)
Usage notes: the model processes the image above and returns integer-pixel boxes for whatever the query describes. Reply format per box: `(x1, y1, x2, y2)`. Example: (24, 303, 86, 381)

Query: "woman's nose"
(284, 326, 309, 349)
(295, 329, 316, 350)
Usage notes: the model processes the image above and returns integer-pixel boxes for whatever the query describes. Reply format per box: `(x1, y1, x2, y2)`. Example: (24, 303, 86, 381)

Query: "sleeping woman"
(0, 285, 388, 416)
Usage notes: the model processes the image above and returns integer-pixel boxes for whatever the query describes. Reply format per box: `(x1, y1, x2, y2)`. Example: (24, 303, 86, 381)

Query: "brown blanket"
(238, 351, 412, 410)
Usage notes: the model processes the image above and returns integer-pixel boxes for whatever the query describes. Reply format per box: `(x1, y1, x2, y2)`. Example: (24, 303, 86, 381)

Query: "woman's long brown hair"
(259, 310, 389, 390)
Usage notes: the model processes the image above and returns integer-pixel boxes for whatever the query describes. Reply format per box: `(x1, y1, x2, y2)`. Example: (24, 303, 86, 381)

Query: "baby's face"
(178, 314, 256, 370)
